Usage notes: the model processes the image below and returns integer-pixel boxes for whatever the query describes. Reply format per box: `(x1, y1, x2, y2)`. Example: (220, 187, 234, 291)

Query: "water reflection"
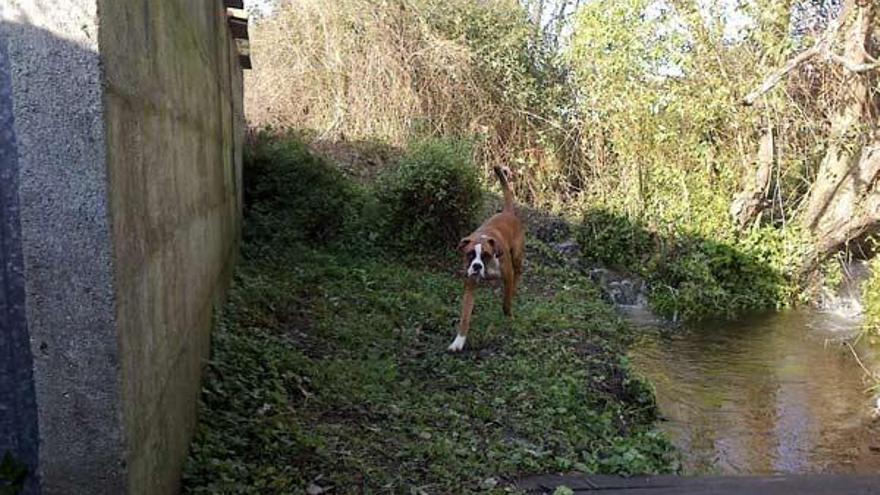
(629, 310, 880, 475)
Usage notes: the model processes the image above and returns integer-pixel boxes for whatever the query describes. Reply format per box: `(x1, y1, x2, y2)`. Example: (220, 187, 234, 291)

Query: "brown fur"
(450, 166, 525, 351)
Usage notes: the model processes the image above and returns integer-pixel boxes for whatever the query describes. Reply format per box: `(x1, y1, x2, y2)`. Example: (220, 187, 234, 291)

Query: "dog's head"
(458, 235, 503, 280)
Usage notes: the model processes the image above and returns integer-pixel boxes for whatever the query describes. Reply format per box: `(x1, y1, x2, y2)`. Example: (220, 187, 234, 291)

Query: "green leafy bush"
(243, 131, 360, 247)
(647, 237, 784, 320)
(577, 210, 653, 268)
(576, 209, 786, 320)
(376, 138, 483, 250)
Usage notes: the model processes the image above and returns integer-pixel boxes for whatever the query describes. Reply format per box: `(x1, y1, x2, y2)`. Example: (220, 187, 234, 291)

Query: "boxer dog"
(448, 165, 524, 352)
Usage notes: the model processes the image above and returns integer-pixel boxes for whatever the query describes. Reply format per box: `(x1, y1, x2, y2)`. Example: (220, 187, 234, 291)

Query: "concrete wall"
(1, 4, 127, 493)
(98, 0, 243, 492)
(0, 0, 243, 493)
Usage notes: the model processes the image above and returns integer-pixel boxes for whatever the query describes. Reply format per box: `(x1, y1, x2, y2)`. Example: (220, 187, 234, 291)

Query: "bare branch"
(828, 52, 880, 73)
(741, 1, 850, 106)
(741, 45, 823, 106)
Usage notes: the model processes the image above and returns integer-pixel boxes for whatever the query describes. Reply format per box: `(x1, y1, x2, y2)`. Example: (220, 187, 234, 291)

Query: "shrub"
(243, 131, 359, 247)
(577, 210, 653, 269)
(376, 138, 483, 251)
(576, 209, 786, 320)
(647, 236, 784, 320)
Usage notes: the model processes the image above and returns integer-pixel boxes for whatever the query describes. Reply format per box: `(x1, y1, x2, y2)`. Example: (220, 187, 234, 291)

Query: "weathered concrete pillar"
(0, 1, 244, 493)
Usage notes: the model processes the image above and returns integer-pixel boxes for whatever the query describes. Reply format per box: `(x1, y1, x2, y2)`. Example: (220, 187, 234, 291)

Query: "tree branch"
(741, 2, 850, 106)
(741, 45, 823, 106)
(828, 52, 880, 73)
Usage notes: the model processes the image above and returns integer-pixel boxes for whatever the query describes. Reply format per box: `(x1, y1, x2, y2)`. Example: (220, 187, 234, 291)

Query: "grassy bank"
(181, 136, 677, 494)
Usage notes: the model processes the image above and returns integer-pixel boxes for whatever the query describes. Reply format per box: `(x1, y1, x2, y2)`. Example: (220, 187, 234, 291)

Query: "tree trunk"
(810, 131, 880, 259)
(802, 0, 877, 262)
(551, 0, 571, 51)
(731, 1, 790, 229)
(530, 0, 545, 42)
(731, 123, 774, 229)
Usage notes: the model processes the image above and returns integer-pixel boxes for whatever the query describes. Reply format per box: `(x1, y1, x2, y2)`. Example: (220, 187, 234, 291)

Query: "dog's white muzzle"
(467, 243, 500, 279)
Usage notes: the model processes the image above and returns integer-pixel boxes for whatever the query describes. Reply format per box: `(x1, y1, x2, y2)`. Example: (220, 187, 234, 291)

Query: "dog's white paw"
(447, 334, 467, 352)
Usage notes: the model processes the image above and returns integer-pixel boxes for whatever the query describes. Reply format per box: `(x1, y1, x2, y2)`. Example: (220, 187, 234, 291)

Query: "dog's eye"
(481, 252, 489, 260)
(467, 251, 476, 260)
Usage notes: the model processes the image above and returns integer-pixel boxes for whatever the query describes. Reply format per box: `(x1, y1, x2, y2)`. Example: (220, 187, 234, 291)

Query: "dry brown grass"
(246, 0, 493, 145)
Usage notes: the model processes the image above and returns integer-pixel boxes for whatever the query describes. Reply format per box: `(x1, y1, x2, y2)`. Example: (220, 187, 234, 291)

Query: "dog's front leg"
(449, 278, 476, 352)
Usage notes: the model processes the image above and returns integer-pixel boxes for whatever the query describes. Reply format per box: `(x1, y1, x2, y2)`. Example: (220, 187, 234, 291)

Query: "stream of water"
(628, 310, 880, 475)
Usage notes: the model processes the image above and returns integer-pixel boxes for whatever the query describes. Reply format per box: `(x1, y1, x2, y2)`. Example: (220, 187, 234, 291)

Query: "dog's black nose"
(473, 263, 483, 271)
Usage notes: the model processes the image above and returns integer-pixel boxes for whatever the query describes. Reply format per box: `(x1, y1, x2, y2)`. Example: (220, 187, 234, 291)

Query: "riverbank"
(181, 137, 677, 493)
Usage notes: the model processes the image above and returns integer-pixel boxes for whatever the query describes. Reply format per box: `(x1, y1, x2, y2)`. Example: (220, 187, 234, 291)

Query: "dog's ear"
(457, 237, 471, 253)
(486, 237, 504, 258)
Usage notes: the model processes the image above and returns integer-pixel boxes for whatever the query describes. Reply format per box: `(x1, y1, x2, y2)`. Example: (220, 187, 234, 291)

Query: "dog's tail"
(493, 165, 515, 212)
